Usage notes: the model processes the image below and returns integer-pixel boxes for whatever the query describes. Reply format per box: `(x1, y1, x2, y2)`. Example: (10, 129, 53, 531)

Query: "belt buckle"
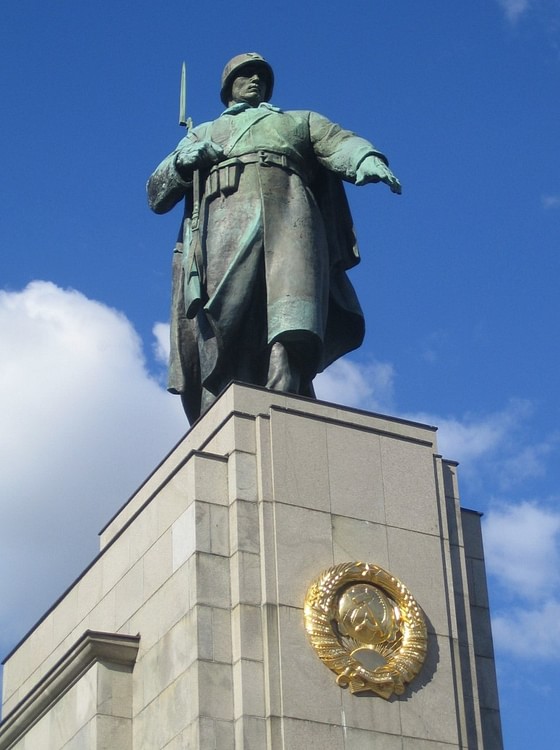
(258, 150, 270, 166)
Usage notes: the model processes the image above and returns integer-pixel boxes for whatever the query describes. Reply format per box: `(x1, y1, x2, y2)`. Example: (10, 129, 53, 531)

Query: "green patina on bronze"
(147, 53, 401, 423)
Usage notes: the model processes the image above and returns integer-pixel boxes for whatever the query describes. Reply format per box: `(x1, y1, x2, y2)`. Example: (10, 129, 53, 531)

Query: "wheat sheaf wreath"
(304, 561, 427, 698)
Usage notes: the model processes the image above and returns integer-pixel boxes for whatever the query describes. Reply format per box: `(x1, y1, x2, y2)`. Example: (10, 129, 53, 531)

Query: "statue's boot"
(266, 341, 301, 393)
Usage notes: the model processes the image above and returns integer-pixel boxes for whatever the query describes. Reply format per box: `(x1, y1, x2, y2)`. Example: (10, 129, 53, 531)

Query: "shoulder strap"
(211, 109, 275, 156)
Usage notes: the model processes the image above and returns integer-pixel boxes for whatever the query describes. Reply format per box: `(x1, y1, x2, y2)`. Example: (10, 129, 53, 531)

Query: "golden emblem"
(304, 562, 427, 698)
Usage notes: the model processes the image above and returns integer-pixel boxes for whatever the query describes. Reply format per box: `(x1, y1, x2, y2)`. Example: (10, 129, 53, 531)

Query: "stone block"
(113, 561, 144, 628)
(97, 662, 133, 719)
(467, 558, 490, 609)
(326, 422, 386, 523)
(232, 658, 265, 718)
(89, 589, 117, 635)
(129, 503, 161, 566)
(185, 452, 229, 506)
(399, 634, 460, 745)
(470, 605, 495, 659)
(3, 614, 55, 713)
(208, 504, 230, 556)
(272, 504, 333, 608)
(143, 530, 173, 600)
(461, 509, 485, 560)
(255, 414, 274, 502)
(76, 563, 104, 626)
(344, 726, 403, 749)
(154, 477, 194, 539)
(447, 538, 466, 601)
(198, 717, 235, 749)
(480, 707, 504, 749)
(332, 515, 389, 568)
(386, 526, 449, 636)
(171, 504, 196, 571)
(62, 722, 94, 750)
(402, 739, 459, 749)
(192, 552, 231, 609)
(230, 551, 262, 606)
(94, 714, 131, 750)
(228, 450, 258, 503)
(446, 494, 462, 549)
(196, 661, 234, 721)
(442, 459, 460, 499)
(127, 561, 192, 651)
(51, 586, 80, 654)
(229, 499, 261, 555)
(340, 683, 402, 736)
(231, 604, 263, 663)
(269, 409, 331, 512)
(270, 716, 345, 749)
(196, 605, 232, 664)
(475, 656, 501, 711)
(203, 412, 256, 456)
(58, 667, 97, 746)
(140, 613, 197, 707)
(261, 602, 282, 716)
(275, 604, 342, 724)
(234, 716, 267, 748)
(330, 406, 437, 448)
(172, 502, 229, 573)
(100, 533, 131, 596)
(381, 437, 441, 536)
(133, 671, 195, 750)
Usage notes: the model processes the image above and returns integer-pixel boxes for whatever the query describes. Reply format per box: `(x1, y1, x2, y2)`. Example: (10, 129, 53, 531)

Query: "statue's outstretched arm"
(355, 155, 402, 194)
(308, 111, 400, 193)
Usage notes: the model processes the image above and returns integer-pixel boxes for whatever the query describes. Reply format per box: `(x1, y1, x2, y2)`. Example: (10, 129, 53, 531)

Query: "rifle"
(178, 62, 202, 318)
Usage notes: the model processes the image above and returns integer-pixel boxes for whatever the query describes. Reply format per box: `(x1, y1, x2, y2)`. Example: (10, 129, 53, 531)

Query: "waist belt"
(205, 150, 307, 198)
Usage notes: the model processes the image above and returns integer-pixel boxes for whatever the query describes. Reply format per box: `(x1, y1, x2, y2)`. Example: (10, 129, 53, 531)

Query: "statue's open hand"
(175, 140, 224, 174)
(355, 155, 402, 194)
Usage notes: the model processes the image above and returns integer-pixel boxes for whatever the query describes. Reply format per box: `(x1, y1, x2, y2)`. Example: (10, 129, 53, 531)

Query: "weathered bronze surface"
(148, 53, 401, 423)
(304, 562, 427, 698)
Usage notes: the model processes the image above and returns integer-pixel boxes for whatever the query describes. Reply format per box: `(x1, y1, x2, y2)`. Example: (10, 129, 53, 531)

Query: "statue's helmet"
(220, 52, 274, 106)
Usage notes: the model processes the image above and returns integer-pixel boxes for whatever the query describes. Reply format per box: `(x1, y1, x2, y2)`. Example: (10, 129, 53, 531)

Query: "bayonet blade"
(179, 61, 187, 127)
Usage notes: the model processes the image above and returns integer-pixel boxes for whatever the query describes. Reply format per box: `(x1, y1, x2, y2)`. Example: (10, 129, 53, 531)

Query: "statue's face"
(229, 65, 267, 107)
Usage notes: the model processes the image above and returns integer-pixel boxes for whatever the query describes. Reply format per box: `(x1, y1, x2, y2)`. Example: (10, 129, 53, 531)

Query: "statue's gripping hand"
(355, 155, 402, 194)
(174, 140, 224, 178)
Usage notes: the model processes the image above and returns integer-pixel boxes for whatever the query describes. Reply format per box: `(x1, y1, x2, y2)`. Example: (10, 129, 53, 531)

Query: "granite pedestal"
(0, 383, 502, 749)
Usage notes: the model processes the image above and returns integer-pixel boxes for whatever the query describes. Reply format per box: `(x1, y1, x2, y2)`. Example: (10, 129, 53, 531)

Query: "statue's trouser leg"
(266, 341, 301, 393)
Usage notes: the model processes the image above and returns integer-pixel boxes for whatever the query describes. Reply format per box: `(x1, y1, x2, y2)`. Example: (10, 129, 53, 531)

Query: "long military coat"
(147, 102, 388, 422)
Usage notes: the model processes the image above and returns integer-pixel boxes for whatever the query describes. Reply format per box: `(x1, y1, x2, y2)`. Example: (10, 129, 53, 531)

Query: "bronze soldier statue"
(148, 53, 401, 423)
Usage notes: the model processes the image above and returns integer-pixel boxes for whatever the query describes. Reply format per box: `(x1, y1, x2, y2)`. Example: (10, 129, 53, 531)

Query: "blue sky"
(1, 1, 559, 746)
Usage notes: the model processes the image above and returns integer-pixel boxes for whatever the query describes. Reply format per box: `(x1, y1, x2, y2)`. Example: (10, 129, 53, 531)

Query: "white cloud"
(484, 501, 560, 660)
(500, 436, 559, 487)
(314, 358, 395, 412)
(153, 321, 171, 366)
(498, 0, 532, 22)
(542, 194, 560, 209)
(484, 501, 560, 598)
(0, 282, 186, 651)
(492, 600, 560, 660)
(419, 330, 448, 365)
(408, 399, 533, 467)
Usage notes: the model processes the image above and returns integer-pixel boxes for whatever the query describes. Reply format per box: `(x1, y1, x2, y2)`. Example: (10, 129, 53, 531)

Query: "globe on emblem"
(337, 583, 401, 646)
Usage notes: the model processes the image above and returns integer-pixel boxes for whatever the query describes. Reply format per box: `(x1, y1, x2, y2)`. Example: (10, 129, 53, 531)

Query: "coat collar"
(221, 101, 282, 116)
